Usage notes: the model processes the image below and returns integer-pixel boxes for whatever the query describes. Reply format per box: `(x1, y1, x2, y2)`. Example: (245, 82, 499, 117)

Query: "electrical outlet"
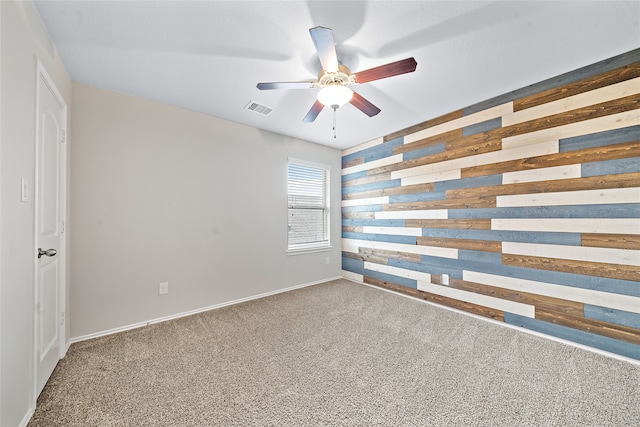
(442, 274, 449, 286)
(159, 282, 169, 295)
(325, 256, 331, 265)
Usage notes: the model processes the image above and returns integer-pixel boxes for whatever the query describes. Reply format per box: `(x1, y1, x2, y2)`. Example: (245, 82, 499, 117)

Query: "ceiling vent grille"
(244, 101, 274, 116)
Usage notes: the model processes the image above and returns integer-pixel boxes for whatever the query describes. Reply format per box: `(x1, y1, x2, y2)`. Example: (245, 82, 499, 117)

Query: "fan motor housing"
(318, 64, 354, 88)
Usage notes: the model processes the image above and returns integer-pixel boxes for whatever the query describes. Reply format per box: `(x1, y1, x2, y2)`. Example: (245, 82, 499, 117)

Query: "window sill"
(286, 246, 332, 256)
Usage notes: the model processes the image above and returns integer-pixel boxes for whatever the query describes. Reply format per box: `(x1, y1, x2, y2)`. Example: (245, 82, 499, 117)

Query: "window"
(287, 158, 331, 254)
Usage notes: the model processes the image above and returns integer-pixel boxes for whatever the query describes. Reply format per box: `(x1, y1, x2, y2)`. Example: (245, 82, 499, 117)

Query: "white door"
(34, 62, 67, 397)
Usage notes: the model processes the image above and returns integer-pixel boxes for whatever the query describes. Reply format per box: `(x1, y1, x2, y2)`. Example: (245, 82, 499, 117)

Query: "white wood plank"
(341, 238, 458, 259)
(362, 226, 423, 236)
(464, 270, 640, 314)
(497, 187, 640, 207)
(400, 169, 461, 186)
(342, 154, 402, 175)
(416, 281, 536, 318)
(342, 270, 364, 283)
(503, 77, 640, 127)
(375, 209, 449, 220)
(391, 140, 559, 179)
(404, 103, 513, 144)
(364, 262, 432, 282)
(492, 218, 640, 234)
(342, 196, 389, 207)
(502, 110, 640, 150)
(502, 242, 640, 266)
(342, 136, 384, 157)
(502, 164, 581, 184)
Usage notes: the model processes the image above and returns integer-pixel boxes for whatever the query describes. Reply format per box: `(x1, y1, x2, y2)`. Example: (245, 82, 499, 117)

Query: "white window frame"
(287, 158, 331, 255)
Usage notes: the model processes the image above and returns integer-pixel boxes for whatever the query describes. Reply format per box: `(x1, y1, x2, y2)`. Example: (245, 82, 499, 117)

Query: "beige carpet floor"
(29, 279, 639, 426)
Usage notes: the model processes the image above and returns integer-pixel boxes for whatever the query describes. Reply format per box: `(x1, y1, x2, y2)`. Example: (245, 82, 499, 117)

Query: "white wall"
(0, 1, 72, 425)
(70, 83, 342, 339)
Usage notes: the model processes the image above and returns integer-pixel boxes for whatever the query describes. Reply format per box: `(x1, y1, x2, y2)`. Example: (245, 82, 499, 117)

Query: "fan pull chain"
(332, 106, 338, 139)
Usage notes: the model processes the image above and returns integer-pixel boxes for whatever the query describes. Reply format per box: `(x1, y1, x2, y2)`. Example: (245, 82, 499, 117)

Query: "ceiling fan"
(257, 26, 417, 126)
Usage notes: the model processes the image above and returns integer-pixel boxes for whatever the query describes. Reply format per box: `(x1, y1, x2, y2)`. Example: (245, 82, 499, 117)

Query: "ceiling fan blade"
(303, 100, 324, 123)
(257, 82, 315, 90)
(353, 57, 417, 84)
(309, 26, 339, 73)
(350, 91, 381, 117)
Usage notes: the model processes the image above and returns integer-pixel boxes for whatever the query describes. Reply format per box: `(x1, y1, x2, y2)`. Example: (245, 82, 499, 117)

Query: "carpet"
(28, 279, 640, 426)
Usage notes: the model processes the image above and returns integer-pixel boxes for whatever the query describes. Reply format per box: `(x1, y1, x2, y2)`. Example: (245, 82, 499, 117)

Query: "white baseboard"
(342, 275, 640, 367)
(70, 276, 341, 345)
(18, 407, 35, 427)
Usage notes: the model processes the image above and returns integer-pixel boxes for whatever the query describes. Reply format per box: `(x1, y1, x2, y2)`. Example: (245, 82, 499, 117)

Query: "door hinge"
(59, 129, 66, 144)
(60, 311, 65, 325)
(60, 220, 65, 234)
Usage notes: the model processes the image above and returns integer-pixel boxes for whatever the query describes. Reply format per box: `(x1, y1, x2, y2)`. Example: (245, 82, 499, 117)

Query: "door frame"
(32, 58, 68, 401)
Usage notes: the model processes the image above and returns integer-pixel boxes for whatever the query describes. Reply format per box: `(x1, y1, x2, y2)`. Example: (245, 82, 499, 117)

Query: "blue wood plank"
(420, 228, 583, 246)
(342, 179, 401, 195)
(342, 257, 365, 275)
(504, 312, 640, 360)
(342, 232, 416, 245)
(341, 137, 404, 164)
(559, 124, 640, 152)
(389, 190, 446, 203)
(459, 250, 503, 265)
(582, 156, 640, 176)
(470, 263, 640, 298)
(403, 142, 446, 161)
(584, 305, 640, 330)
(463, 49, 640, 116)
(463, 117, 502, 136)
(342, 170, 367, 183)
(448, 204, 640, 219)
(434, 174, 503, 192)
(343, 219, 405, 227)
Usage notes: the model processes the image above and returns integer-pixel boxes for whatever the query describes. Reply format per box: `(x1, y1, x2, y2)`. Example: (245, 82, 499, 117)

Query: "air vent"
(244, 101, 274, 116)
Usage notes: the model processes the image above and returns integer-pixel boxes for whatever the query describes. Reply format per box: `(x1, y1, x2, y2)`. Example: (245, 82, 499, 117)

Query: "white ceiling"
(33, 1, 639, 151)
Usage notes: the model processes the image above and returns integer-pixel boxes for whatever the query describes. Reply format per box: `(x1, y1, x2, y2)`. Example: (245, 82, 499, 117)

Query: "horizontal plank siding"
(341, 49, 640, 360)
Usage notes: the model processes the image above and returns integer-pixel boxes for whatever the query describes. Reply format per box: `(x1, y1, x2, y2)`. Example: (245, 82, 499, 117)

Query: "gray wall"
(70, 83, 342, 339)
(0, 1, 72, 425)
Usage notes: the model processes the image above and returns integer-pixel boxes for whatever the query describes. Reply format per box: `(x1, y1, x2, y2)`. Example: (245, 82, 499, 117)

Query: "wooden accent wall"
(341, 49, 640, 361)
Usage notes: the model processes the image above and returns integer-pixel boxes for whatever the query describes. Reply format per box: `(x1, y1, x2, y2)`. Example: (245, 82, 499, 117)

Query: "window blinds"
(287, 160, 330, 252)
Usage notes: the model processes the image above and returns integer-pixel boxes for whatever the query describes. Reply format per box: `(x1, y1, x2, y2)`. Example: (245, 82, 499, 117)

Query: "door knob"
(38, 248, 57, 259)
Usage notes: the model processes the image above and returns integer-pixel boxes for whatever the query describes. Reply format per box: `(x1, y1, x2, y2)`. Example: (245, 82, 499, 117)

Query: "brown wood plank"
(359, 247, 421, 264)
(448, 172, 640, 199)
(342, 172, 392, 187)
(582, 233, 640, 250)
(384, 196, 496, 211)
(461, 140, 640, 178)
(342, 183, 433, 200)
(342, 212, 374, 220)
(388, 135, 502, 173)
(364, 277, 505, 321)
(536, 308, 640, 345)
(430, 274, 444, 285)
(406, 219, 492, 230)
(417, 237, 502, 253)
(342, 251, 363, 261)
(342, 157, 364, 169)
(393, 129, 463, 155)
(384, 109, 464, 142)
(342, 226, 363, 233)
(502, 254, 640, 281)
(504, 94, 640, 138)
(448, 278, 584, 317)
(514, 62, 640, 111)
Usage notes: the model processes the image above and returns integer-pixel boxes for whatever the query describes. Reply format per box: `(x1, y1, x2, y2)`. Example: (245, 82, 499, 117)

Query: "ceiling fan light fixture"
(317, 85, 353, 108)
